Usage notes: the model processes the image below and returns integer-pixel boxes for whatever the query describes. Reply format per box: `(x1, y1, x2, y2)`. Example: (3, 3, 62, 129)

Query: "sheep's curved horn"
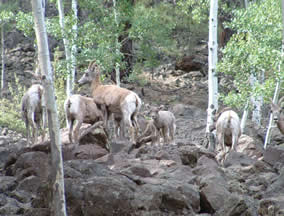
(278, 96, 284, 106)
(88, 59, 97, 69)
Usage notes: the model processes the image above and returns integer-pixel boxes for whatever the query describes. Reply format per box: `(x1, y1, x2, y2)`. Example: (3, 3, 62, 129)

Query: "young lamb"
(111, 112, 141, 140)
(270, 96, 284, 134)
(77, 60, 142, 143)
(21, 84, 46, 146)
(136, 118, 160, 146)
(144, 105, 176, 146)
(214, 108, 241, 158)
(128, 115, 161, 153)
(64, 94, 104, 144)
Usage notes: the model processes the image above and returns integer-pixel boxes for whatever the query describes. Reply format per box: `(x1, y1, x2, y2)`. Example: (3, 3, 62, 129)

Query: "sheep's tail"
(64, 98, 72, 116)
(37, 85, 42, 100)
(226, 111, 232, 128)
(66, 98, 72, 111)
(135, 94, 142, 111)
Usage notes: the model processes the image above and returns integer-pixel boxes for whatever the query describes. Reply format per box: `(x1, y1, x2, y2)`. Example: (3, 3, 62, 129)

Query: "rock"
(237, 135, 263, 160)
(78, 124, 109, 149)
(179, 145, 216, 168)
(73, 144, 109, 160)
(0, 176, 17, 193)
(65, 173, 137, 216)
(258, 196, 284, 216)
(263, 146, 284, 167)
(0, 194, 29, 215)
(171, 103, 187, 116)
(222, 151, 257, 168)
(23, 208, 50, 216)
(13, 151, 49, 179)
(264, 167, 284, 198)
(175, 55, 206, 75)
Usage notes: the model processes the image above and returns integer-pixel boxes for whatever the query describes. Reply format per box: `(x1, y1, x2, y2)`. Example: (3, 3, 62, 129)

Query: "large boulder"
(175, 55, 206, 75)
(263, 145, 284, 168)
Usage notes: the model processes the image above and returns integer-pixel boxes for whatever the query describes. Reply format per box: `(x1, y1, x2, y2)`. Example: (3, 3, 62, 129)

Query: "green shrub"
(54, 77, 67, 128)
(0, 74, 67, 134)
(0, 75, 26, 133)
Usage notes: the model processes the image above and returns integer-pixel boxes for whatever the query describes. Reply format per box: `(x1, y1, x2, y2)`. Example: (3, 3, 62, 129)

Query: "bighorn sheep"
(21, 84, 46, 146)
(112, 113, 141, 140)
(128, 114, 161, 153)
(212, 108, 241, 158)
(77, 60, 142, 143)
(136, 119, 160, 146)
(140, 105, 176, 146)
(64, 94, 104, 144)
(270, 96, 284, 134)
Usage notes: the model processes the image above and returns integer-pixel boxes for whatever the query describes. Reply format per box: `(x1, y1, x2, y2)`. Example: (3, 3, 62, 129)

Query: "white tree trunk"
(249, 73, 263, 125)
(113, 0, 120, 86)
(240, 101, 249, 134)
(57, 0, 72, 97)
(244, 0, 248, 8)
(71, 0, 77, 89)
(264, 81, 282, 149)
(42, 0, 45, 15)
(206, 0, 218, 151)
(31, 0, 67, 215)
(264, 0, 284, 149)
(240, 0, 249, 132)
(1, 25, 5, 96)
(206, 0, 218, 132)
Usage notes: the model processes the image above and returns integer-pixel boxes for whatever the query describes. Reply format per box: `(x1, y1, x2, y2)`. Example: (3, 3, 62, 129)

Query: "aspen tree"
(206, 0, 218, 150)
(264, 0, 284, 149)
(31, 0, 67, 215)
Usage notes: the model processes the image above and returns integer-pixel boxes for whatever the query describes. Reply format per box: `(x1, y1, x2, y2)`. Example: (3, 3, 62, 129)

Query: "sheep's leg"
(25, 120, 31, 147)
(232, 134, 238, 152)
(123, 113, 135, 143)
(130, 126, 135, 143)
(128, 123, 136, 143)
(102, 105, 110, 132)
(132, 115, 140, 138)
(30, 110, 38, 145)
(41, 108, 46, 142)
(36, 122, 41, 144)
(105, 111, 112, 139)
(119, 120, 125, 139)
(217, 132, 225, 153)
(220, 132, 227, 162)
(68, 120, 74, 144)
(152, 126, 160, 146)
(169, 123, 176, 145)
(161, 127, 169, 146)
(113, 119, 119, 139)
(156, 129, 161, 147)
(137, 121, 151, 142)
(65, 112, 73, 143)
(73, 120, 83, 146)
(31, 124, 37, 145)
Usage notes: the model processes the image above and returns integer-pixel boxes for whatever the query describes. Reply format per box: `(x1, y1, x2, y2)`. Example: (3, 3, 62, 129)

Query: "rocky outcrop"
(1, 116, 284, 215)
(175, 54, 207, 76)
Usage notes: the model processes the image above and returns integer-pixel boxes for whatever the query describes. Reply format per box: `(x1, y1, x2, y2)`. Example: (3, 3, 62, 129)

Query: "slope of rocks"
(1, 77, 284, 215)
(1, 23, 284, 216)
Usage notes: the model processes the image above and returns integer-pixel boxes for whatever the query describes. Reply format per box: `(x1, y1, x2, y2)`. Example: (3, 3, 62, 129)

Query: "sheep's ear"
(158, 105, 165, 111)
(144, 103, 150, 110)
(270, 103, 277, 110)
